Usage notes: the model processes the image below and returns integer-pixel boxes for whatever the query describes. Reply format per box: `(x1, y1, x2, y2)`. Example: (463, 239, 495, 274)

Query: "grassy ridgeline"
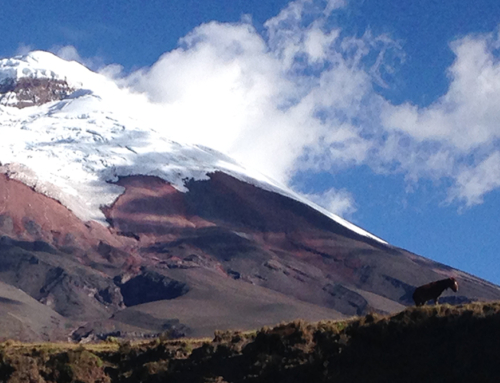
(1, 301, 500, 382)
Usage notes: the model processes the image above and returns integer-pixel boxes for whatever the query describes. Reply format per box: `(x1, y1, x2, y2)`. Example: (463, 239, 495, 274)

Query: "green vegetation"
(0, 301, 500, 382)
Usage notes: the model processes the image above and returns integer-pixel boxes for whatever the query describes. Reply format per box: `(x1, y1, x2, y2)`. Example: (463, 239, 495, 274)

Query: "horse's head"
(449, 277, 458, 292)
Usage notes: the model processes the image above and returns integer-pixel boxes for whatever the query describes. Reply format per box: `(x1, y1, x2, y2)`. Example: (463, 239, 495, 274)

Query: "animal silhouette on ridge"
(412, 277, 458, 306)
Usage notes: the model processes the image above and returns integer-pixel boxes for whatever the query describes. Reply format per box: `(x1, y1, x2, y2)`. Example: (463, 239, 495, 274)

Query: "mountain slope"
(0, 51, 499, 340)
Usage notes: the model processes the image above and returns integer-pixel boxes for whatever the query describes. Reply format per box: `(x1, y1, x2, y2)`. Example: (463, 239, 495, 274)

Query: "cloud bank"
(58, 0, 500, 214)
(120, 0, 393, 216)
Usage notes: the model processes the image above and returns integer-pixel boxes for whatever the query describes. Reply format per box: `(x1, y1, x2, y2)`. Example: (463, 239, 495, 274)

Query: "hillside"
(1, 301, 499, 382)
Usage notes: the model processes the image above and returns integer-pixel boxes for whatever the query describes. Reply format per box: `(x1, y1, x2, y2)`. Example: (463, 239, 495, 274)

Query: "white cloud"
(53, 45, 83, 63)
(382, 33, 500, 149)
(15, 43, 35, 56)
(303, 187, 356, 217)
(449, 152, 500, 207)
(380, 32, 500, 205)
(51, 45, 105, 71)
(126, 22, 304, 182)
(123, 2, 387, 184)
(324, 0, 346, 16)
(304, 26, 339, 63)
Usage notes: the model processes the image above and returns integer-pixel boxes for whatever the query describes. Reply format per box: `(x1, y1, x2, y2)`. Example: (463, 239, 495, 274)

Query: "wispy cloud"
(449, 152, 500, 207)
(58, 24, 122, 44)
(15, 43, 35, 56)
(51, 45, 105, 71)
(381, 31, 500, 205)
(303, 187, 357, 217)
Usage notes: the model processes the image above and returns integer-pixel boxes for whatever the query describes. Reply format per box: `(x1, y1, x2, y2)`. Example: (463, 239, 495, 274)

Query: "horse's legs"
(415, 299, 425, 307)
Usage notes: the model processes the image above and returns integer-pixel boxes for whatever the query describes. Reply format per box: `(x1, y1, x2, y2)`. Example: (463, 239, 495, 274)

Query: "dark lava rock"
(117, 270, 189, 307)
(0, 77, 74, 108)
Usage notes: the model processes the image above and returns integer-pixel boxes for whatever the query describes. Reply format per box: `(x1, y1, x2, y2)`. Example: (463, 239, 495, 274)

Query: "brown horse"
(412, 277, 458, 306)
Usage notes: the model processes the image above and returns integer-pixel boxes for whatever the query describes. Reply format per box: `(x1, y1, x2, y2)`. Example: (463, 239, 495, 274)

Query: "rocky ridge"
(0, 77, 74, 108)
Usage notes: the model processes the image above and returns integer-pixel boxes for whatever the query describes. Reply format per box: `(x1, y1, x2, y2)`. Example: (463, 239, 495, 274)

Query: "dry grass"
(0, 301, 499, 382)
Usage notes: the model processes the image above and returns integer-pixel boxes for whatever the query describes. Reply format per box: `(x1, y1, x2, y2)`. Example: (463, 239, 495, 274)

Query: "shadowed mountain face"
(0, 171, 499, 341)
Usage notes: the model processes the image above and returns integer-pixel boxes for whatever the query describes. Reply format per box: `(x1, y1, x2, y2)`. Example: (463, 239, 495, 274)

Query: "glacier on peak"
(1, 50, 96, 89)
(0, 51, 133, 108)
(0, 50, 386, 244)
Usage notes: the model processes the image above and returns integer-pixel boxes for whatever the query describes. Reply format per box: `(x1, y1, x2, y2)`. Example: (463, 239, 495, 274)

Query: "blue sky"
(1, 0, 500, 285)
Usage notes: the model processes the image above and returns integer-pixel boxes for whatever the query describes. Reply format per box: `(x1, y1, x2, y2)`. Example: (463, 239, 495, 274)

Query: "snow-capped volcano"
(0, 51, 499, 342)
(0, 51, 383, 243)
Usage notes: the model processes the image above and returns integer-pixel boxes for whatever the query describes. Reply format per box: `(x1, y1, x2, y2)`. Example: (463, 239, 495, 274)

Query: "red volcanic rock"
(0, 174, 145, 280)
(0, 173, 135, 260)
(102, 175, 215, 242)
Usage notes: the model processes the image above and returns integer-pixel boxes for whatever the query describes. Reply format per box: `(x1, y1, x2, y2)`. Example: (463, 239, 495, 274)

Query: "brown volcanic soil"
(0, 171, 499, 340)
(0, 280, 70, 341)
(110, 267, 345, 338)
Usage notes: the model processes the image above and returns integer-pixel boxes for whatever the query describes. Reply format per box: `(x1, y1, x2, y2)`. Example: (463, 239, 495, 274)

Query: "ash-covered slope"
(0, 51, 499, 341)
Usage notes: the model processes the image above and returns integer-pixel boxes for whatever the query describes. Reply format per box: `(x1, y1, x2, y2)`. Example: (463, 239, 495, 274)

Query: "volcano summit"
(0, 51, 498, 341)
